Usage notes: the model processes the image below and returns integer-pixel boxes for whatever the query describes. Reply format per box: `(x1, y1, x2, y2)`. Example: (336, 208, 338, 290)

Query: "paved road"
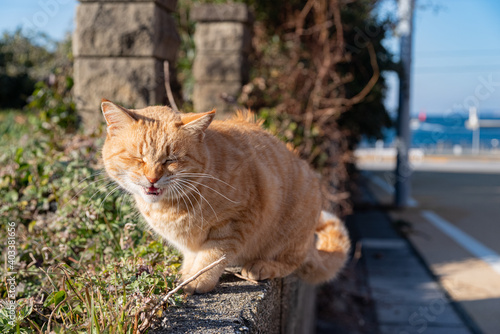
(373, 170, 500, 254)
(412, 172, 500, 254)
(362, 166, 500, 334)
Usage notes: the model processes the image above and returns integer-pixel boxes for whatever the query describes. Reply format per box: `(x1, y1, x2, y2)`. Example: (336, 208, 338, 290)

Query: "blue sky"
(382, 0, 500, 116)
(0, 0, 77, 40)
(1, 0, 499, 116)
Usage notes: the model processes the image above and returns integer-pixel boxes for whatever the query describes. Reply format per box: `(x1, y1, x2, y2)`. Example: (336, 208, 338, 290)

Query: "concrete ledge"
(79, 0, 178, 13)
(191, 3, 253, 23)
(150, 271, 315, 334)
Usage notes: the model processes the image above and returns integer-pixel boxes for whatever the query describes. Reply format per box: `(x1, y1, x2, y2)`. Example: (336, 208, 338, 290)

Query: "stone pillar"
(191, 3, 252, 117)
(73, 0, 180, 129)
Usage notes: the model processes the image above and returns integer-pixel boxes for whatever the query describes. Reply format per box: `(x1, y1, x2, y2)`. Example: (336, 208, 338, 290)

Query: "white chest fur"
(139, 203, 200, 253)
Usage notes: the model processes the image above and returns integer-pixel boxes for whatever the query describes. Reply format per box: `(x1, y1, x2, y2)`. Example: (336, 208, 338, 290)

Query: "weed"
(0, 110, 183, 333)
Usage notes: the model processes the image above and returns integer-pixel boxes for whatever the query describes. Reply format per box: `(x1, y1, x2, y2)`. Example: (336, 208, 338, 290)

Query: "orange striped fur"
(101, 101, 350, 294)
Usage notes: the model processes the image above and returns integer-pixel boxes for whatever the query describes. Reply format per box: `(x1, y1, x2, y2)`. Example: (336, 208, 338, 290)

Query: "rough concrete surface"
(79, 0, 178, 13)
(191, 3, 253, 23)
(74, 3, 180, 59)
(193, 54, 248, 82)
(192, 3, 252, 117)
(150, 271, 281, 334)
(74, 57, 166, 122)
(149, 270, 318, 334)
(192, 81, 241, 115)
(281, 276, 316, 334)
(195, 22, 252, 53)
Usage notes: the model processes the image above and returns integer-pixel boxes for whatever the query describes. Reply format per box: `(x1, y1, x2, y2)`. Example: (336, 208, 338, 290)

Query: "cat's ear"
(179, 109, 215, 137)
(101, 99, 136, 135)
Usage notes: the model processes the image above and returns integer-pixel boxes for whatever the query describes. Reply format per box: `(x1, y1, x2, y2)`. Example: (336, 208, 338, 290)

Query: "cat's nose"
(146, 176, 159, 184)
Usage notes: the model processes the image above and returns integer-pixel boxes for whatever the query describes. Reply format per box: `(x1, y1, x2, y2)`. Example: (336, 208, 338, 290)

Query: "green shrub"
(0, 111, 183, 333)
(27, 79, 77, 133)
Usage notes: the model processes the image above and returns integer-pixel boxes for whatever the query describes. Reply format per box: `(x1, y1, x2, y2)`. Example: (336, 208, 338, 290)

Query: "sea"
(363, 109, 500, 154)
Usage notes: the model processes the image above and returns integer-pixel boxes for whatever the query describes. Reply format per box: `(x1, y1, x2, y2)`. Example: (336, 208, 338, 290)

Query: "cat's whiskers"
(174, 178, 219, 223)
(85, 180, 117, 207)
(168, 183, 180, 218)
(117, 192, 131, 222)
(173, 180, 203, 229)
(184, 183, 206, 229)
(124, 194, 141, 224)
(60, 175, 110, 210)
(176, 172, 237, 190)
(98, 185, 122, 212)
(130, 210, 142, 222)
(173, 179, 208, 228)
(74, 170, 106, 187)
(178, 178, 240, 204)
(170, 180, 193, 229)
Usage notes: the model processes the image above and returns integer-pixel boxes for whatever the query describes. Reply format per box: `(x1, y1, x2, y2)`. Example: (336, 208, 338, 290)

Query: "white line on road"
(422, 210, 500, 276)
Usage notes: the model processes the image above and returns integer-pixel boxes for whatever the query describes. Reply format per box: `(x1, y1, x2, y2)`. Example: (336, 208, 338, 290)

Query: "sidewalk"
(346, 182, 478, 334)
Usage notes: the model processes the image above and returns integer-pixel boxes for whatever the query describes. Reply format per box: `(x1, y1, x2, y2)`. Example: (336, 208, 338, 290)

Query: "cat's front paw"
(241, 261, 276, 281)
(179, 266, 192, 279)
(182, 275, 218, 295)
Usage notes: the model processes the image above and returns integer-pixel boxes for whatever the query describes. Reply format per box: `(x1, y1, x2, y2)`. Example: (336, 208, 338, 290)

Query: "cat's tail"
(296, 211, 350, 284)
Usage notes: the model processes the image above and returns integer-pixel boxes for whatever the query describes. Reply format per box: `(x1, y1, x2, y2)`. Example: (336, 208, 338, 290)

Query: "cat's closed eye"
(162, 158, 175, 165)
(131, 156, 144, 164)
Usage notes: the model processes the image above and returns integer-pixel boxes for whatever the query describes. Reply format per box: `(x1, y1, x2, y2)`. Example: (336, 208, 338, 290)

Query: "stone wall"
(191, 3, 252, 117)
(73, 0, 180, 128)
(150, 273, 316, 334)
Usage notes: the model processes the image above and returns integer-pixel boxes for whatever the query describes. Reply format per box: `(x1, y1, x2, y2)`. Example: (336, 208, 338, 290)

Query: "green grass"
(0, 109, 184, 333)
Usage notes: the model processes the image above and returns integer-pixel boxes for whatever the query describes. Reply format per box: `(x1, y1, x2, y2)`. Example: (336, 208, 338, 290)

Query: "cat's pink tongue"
(147, 186, 160, 195)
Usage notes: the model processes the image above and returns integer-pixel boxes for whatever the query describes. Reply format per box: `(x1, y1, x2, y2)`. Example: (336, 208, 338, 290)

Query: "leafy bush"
(0, 112, 183, 333)
(28, 79, 77, 133)
(0, 30, 72, 109)
(0, 30, 50, 108)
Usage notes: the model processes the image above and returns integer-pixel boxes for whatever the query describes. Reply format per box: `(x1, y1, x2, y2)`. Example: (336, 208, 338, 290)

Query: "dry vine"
(243, 0, 385, 215)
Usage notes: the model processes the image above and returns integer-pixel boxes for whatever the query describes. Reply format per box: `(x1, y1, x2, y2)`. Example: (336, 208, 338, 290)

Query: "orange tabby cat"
(101, 99, 350, 294)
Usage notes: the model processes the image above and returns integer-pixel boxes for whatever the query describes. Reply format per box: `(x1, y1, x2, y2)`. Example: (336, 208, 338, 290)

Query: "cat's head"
(101, 99, 215, 204)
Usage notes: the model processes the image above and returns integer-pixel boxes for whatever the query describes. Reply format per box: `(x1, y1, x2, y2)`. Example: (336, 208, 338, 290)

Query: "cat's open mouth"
(143, 186, 164, 196)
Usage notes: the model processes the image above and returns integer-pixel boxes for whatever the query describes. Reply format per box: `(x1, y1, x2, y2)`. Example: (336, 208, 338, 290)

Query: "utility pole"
(395, 0, 415, 208)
